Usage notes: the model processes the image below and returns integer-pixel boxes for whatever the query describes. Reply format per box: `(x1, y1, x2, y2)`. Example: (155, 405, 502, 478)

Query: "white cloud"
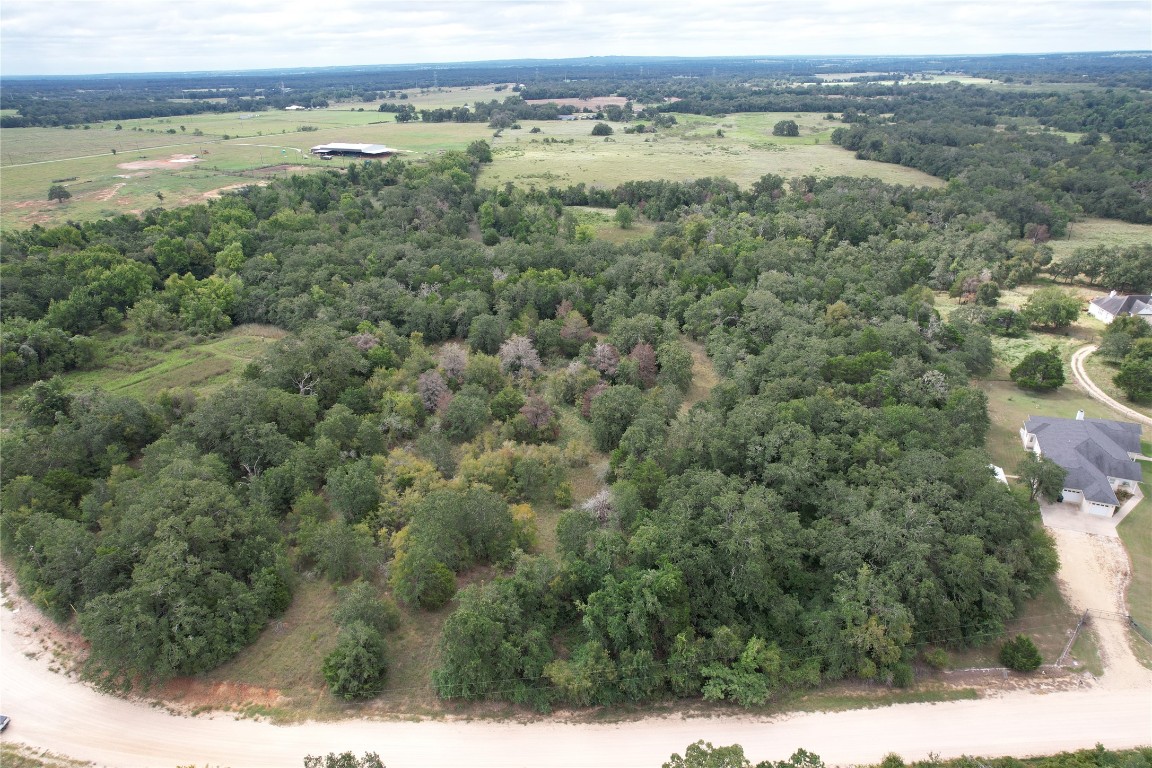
(1, 0, 1148, 75)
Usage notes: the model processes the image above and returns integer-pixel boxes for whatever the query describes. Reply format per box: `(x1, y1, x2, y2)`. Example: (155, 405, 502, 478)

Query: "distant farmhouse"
(309, 143, 399, 159)
(1020, 412, 1144, 517)
(1088, 291, 1152, 325)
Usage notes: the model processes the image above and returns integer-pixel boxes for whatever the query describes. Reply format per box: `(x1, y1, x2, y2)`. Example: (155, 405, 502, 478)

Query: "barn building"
(310, 143, 398, 158)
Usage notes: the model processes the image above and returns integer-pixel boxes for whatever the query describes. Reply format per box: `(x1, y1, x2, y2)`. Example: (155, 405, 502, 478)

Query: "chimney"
(1076, 410, 1085, 420)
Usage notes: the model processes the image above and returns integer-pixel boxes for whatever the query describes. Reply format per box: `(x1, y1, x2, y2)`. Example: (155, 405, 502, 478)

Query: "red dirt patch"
(117, 154, 201, 170)
(96, 182, 126, 202)
(159, 678, 285, 712)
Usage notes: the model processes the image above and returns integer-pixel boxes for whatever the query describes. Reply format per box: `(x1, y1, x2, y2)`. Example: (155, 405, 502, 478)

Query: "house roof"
(1090, 293, 1152, 317)
(1024, 415, 1144, 505)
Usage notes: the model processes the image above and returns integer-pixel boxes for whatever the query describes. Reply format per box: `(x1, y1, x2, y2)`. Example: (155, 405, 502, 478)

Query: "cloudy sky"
(2, 0, 1149, 76)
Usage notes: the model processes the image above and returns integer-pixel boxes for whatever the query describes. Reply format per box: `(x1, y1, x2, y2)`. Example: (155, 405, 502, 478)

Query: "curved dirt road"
(1070, 345, 1152, 428)
(3, 537, 1151, 768)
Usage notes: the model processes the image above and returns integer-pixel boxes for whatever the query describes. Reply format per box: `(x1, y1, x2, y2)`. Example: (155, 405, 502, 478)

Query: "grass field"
(479, 112, 943, 192)
(1083, 352, 1152, 420)
(0, 326, 284, 423)
(1047, 217, 1152, 262)
(2, 106, 943, 230)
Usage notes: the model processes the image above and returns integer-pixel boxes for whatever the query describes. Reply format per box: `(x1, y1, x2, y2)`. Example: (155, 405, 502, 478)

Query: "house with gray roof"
(1088, 292, 1152, 326)
(1020, 412, 1144, 517)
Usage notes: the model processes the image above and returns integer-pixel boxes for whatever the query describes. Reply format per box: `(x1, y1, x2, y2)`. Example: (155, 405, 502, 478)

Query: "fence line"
(1058, 610, 1089, 666)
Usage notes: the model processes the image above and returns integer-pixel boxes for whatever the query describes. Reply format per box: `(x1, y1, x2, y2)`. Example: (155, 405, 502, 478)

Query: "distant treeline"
(3, 51, 1149, 127)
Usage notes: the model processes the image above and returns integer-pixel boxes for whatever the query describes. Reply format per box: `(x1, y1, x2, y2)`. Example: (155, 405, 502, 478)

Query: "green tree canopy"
(1021, 287, 1081, 330)
(772, 120, 799, 137)
(1010, 347, 1065, 391)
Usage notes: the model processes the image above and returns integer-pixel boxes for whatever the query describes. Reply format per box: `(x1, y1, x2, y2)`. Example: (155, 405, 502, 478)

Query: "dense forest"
(3, 56, 1151, 706)
(2, 138, 1074, 702)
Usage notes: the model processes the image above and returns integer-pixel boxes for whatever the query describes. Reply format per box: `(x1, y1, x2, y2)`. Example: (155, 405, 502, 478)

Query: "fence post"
(1058, 609, 1089, 666)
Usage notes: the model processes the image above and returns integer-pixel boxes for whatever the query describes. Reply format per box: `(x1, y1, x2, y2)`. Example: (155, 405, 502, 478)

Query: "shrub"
(772, 119, 799, 137)
(1000, 634, 1042, 672)
(923, 647, 949, 670)
(322, 622, 388, 699)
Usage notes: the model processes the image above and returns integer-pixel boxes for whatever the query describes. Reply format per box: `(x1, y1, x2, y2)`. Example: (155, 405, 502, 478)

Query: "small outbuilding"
(1020, 411, 1144, 517)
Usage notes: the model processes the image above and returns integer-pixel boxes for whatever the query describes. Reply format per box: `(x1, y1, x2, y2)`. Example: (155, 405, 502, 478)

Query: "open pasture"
(0, 114, 495, 228)
(2, 107, 944, 229)
(480, 112, 944, 191)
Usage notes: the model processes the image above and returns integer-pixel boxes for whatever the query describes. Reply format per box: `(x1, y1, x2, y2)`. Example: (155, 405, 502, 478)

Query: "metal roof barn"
(309, 143, 397, 157)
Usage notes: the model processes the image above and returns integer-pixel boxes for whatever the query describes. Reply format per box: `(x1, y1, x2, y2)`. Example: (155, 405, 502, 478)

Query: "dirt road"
(3, 535, 1151, 768)
(1070, 345, 1152, 428)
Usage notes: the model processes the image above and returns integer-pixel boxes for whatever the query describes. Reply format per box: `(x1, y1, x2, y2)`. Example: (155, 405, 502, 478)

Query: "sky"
(1, 0, 1149, 77)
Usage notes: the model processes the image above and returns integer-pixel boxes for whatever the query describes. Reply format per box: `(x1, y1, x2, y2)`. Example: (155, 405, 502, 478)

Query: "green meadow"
(3, 98, 945, 230)
(480, 111, 944, 191)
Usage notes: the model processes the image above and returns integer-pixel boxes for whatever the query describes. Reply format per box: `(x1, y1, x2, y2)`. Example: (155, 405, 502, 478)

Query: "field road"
(1070, 344, 1152, 428)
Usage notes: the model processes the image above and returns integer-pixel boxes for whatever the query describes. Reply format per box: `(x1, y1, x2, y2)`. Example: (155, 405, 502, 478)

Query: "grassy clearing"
(69, 328, 280, 401)
(478, 112, 943, 192)
(679, 338, 719, 414)
(566, 205, 657, 244)
(1047, 217, 1152, 262)
(980, 378, 1116, 471)
(201, 576, 340, 716)
(1, 112, 494, 229)
(1, 327, 282, 418)
(2, 106, 945, 230)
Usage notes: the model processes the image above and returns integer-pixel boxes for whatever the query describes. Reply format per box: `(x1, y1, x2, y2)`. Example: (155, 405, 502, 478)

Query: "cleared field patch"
(680, 338, 719, 414)
(1048, 217, 1152, 262)
(3, 109, 943, 229)
(12, 328, 282, 404)
(525, 96, 630, 110)
(385, 83, 515, 110)
(480, 113, 943, 191)
(0, 124, 198, 166)
(979, 377, 1117, 473)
